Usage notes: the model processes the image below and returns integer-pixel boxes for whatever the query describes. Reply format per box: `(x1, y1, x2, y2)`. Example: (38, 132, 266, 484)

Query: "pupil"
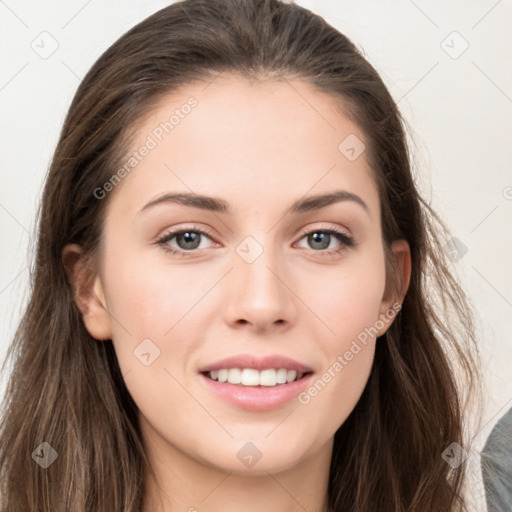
(179, 232, 200, 250)
(309, 232, 330, 250)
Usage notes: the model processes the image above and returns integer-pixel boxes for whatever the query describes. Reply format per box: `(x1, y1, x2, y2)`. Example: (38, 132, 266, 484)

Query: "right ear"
(62, 244, 112, 341)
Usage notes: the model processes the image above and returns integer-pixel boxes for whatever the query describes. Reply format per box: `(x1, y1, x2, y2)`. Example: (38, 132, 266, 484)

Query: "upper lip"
(199, 354, 314, 373)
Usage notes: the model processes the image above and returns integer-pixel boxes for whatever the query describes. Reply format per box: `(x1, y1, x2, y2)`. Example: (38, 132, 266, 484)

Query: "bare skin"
(63, 74, 410, 512)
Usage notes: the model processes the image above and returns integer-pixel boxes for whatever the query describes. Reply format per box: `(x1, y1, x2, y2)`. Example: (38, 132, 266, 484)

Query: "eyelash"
(156, 224, 355, 258)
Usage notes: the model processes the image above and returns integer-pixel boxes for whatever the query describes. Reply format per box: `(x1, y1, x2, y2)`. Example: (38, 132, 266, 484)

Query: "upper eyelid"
(296, 223, 351, 238)
(159, 225, 215, 238)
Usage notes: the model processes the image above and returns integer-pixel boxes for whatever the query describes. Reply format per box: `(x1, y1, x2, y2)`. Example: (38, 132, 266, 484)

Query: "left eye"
(296, 229, 354, 252)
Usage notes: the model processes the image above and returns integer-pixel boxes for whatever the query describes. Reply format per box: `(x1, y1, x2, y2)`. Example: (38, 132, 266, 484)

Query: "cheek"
(308, 244, 387, 347)
(99, 248, 211, 395)
(100, 252, 203, 419)
(103, 249, 205, 337)
(295, 247, 386, 424)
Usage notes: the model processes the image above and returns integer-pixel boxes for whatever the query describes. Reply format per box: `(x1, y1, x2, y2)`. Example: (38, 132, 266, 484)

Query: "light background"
(1, 1, 511, 509)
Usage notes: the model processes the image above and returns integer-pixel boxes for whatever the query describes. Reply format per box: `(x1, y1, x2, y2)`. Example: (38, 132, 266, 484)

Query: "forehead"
(108, 74, 379, 217)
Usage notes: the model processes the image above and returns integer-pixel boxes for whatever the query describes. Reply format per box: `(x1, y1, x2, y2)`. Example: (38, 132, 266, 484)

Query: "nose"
(222, 241, 298, 333)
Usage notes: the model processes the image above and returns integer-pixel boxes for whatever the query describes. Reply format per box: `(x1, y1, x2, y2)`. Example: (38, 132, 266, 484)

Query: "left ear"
(377, 239, 411, 336)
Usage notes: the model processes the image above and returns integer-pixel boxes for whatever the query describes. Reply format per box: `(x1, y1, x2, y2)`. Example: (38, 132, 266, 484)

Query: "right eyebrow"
(140, 192, 229, 214)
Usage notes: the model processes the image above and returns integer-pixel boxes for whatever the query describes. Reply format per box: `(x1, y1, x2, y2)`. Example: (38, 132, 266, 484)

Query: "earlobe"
(81, 275, 112, 341)
(377, 239, 411, 336)
(62, 244, 112, 341)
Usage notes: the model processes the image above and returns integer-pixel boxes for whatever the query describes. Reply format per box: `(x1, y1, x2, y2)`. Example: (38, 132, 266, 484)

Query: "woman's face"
(78, 74, 407, 476)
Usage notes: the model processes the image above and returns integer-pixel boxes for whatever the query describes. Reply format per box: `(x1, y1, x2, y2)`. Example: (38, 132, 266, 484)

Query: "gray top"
(481, 407, 512, 512)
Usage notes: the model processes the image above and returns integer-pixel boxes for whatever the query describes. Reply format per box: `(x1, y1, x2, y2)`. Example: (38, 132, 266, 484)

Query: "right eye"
(156, 225, 218, 256)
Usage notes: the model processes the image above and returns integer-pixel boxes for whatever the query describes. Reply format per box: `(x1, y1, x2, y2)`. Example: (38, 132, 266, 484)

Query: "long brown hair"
(0, 0, 481, 510)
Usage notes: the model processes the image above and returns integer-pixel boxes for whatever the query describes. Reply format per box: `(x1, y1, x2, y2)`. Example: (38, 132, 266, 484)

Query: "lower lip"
(199, 372, 314, 411)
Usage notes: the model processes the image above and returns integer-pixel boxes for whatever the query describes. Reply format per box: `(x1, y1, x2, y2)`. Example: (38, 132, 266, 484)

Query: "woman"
(0, 0, 481, 510)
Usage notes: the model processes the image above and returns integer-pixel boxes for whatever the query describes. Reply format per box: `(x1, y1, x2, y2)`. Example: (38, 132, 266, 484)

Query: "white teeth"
(206, 368, 307, 386)
(259, 369, 277, 386)
(241, 368, 260, 386)
(276, 368, 288, 384)
(286, 370, 297, 383)
(227, 368, 242, 384)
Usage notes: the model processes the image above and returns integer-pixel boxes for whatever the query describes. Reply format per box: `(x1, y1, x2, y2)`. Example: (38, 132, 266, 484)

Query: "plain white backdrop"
(1, 1, 511, 508)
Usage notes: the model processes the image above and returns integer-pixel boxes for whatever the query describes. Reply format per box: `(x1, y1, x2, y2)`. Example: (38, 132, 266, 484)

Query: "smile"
(199, 370, 314, 411)
(204, 368, 310, 387)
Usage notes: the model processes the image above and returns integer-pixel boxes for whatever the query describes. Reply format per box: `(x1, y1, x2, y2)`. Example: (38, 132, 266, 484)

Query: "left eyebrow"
(287, 190, 370, 216)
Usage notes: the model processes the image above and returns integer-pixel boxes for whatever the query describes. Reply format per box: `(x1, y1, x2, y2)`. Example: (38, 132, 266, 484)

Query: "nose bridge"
(224, 232, 296, 329)
(236, 233, 283, 300)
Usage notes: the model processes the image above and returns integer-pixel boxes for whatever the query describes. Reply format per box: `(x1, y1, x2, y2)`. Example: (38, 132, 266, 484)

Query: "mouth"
(197, 354, 315, 410)
(201, 368, 314, 387)
(198, 367, 315, 411)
